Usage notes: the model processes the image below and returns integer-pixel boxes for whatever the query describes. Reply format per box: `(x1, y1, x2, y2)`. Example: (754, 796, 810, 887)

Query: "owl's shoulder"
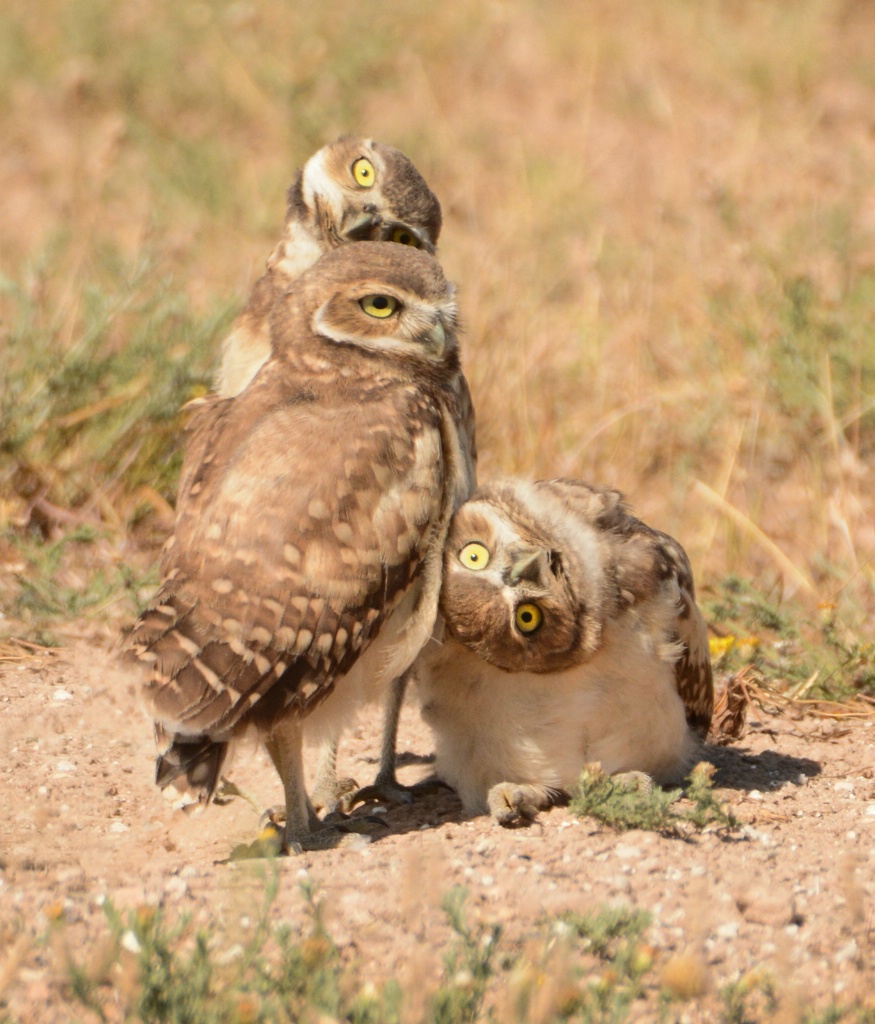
(532, 478, 695, 607)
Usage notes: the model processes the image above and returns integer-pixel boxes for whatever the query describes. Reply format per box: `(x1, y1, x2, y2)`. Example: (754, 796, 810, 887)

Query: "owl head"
(287, 135, 442, 254)
(438, 480, 621, 674)
(270, 241, 459, 370)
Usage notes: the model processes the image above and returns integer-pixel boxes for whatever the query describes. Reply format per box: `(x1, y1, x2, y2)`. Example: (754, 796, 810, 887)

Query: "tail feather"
(154, 725, 229, 812)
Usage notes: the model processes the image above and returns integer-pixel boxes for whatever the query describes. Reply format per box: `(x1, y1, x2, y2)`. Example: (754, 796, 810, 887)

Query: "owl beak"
(427, 317, 447, 355)
(341, 208, 382, 241)
(508, 549, 548, 586)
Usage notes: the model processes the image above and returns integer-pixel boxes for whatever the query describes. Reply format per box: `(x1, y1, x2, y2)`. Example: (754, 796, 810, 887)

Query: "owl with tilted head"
(415, 478, 713, 825)
(130, 242, 473, 852)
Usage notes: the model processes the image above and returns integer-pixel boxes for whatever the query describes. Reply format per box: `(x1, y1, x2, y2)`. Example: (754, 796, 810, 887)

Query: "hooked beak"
(508, 548, 548, 585)
(341, 208, 382, 241)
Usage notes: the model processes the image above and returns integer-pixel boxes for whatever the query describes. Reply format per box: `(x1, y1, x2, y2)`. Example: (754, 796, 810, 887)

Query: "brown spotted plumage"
(130, 242, 473, 851)
(414, 477, 714, 825)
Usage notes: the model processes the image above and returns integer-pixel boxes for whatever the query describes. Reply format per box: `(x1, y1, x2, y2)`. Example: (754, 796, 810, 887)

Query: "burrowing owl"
(414, 478, 713, 825)
(130, 242, 472, 852)
(216, 135, 443, 399)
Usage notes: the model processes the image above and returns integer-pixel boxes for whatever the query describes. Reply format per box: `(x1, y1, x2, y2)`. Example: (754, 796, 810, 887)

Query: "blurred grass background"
(1, 0, 873, 690)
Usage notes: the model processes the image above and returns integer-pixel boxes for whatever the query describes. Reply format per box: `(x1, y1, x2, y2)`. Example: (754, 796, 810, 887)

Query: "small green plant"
(704, 576, 875, 703)
(720, 977, 758, 1024)
(570, 764, 740, 837)
(430, 887, 503, 1024)
(554, 905, 654, 1023)
(1, 522, 158, 640)
(38, 877, 875, 1024)
(705, 575, 794, 635)
(684, 765, 741, 832)
(555, 905, 651, 961)
(66, 869, 348, 1024)
(570, 770, 682, 834)
(801, 1008, 848, 1024)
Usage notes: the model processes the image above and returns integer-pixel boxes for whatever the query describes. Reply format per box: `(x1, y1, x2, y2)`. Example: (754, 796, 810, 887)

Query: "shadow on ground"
(706, 736, 821, 792)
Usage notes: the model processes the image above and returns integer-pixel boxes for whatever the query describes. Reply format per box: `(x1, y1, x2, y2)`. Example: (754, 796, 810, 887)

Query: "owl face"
(439, 488, 608, 675)
(289, 135, 442, 254)
(272, 241, 458, 370)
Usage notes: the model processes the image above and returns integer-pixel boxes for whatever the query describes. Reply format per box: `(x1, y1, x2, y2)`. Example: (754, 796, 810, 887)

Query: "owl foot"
(353, 769, 414, 806)
(323, 809, 392, 834)
(353, 772, 450, 808)
(487, 782, 562, 827)
(311, 775, 359, 815)
(260, 803, 322, 832)
(610, 771, 653, 793)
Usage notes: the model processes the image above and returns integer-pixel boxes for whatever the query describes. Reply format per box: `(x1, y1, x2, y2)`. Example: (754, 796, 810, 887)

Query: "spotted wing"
(540, 477, 714, 736)
(648, 532, 714, 737)
(130, 369, 447, 739)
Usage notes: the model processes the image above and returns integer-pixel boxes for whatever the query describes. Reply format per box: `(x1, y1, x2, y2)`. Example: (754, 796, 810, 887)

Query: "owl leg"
(352, 671, 421, 805)
(487, 782, 566, 827)
(265, 718, 367, 852)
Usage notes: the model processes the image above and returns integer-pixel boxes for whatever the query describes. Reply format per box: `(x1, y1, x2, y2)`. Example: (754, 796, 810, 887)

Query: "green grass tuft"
(570, 764, 740, 838)
(704, 576, 875, 702)
(13, 875, 870, 1024)
(432, 887, 503, 1024)
(555, 905, 651, 961)
(0, 258, 233, 515)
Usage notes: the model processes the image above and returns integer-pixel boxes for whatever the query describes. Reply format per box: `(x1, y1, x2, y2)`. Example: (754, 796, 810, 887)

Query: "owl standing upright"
(216, 135, 444, 399)
(414, 478, 713, 824)
(130, 243, 472, 852)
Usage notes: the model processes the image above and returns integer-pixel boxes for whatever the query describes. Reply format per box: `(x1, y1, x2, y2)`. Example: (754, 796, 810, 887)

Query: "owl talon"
(259, 805, 286, 830)
(352, 779, 414, 806)
(259, 803, 322, 833)
(487, 782, 556, 827)
(249, 810, 374, 853)
(354, 774, 453, 808)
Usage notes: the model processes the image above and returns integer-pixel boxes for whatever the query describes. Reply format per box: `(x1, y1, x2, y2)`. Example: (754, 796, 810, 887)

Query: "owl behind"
(415, 478, 713, 823)
(217, 135, 443, 399)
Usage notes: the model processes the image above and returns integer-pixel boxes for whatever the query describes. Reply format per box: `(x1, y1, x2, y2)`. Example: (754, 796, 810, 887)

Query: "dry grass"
(1, 1, 873, 657)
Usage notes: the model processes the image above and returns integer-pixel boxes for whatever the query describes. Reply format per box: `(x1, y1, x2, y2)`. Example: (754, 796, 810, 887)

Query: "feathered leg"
(265, 716, 368, 852)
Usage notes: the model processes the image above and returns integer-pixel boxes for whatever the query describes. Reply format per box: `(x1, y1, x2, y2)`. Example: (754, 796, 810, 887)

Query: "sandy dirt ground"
(1, 640, 874, 1021)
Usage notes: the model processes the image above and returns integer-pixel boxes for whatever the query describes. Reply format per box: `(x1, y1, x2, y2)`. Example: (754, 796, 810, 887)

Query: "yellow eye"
(515, 603, 543, 634)
(458, 542, 490, 571)
(360, 294, 398, 318)
(390, 226, 420, 248)
(352, 157, 376, 188)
